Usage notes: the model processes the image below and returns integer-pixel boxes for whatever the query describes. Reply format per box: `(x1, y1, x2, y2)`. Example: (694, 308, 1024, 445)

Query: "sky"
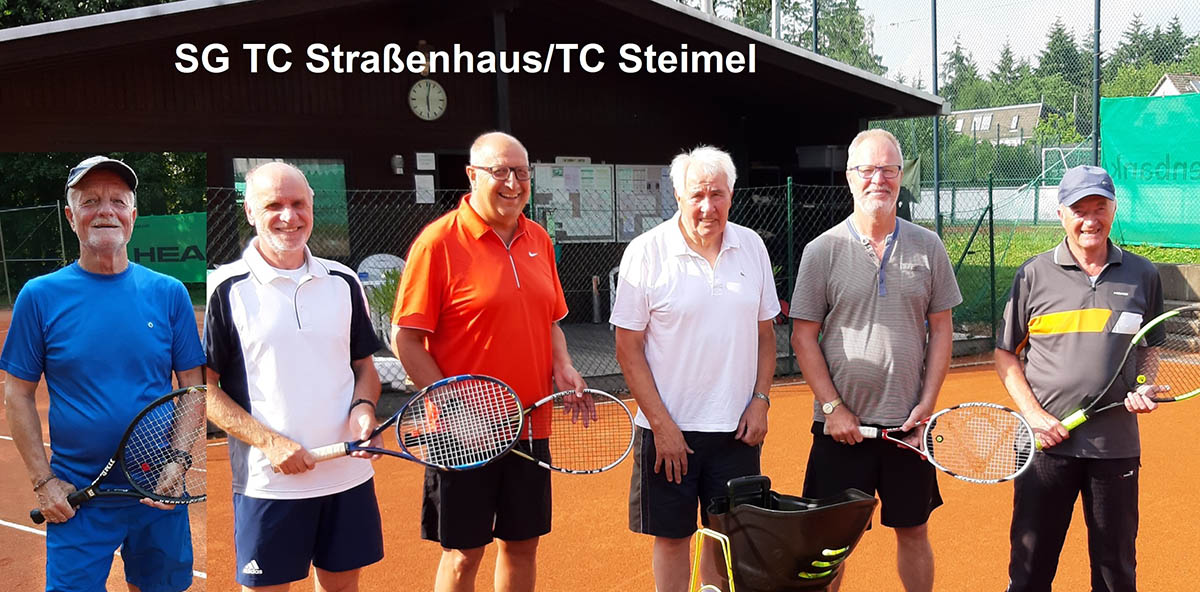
(851, 0, 1200, 87)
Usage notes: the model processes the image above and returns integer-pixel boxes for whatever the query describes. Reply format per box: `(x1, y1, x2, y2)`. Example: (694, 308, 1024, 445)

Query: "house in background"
(1148, 73, 1200, 96)
(947, 102, 1049, 146)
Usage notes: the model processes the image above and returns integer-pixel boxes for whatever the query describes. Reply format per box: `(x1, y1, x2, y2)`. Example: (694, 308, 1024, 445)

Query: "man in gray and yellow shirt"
(995, 164, 1163, 592)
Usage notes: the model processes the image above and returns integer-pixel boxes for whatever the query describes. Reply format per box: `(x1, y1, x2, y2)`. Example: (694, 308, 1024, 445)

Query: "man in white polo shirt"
(205, 162, 385, 590)
(611, 145, 780, 592)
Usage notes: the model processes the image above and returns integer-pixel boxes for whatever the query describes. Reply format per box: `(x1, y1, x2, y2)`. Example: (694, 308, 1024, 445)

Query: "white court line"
(0, 518, 207, 579)
(0, 434, 50, 448)
(206, 440, 228, 448)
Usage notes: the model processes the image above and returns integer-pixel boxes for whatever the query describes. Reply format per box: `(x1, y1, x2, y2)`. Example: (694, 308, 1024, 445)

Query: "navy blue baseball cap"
(65, 156, 138, 194)
(1058, 165, 1115, 207)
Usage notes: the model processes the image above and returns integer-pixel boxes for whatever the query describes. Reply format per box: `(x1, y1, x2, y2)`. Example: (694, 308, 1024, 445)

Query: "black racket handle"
(30, 490, 88, 524)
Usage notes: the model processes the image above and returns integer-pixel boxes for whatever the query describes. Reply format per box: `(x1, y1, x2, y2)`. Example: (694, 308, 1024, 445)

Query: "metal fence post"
(786, 176, 796, 373)
(0, 211, 9, 307)
(988, 174, 996, 345)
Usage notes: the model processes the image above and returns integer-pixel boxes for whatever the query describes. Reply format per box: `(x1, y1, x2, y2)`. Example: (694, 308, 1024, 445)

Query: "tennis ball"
(1137, 375, 1147, 384)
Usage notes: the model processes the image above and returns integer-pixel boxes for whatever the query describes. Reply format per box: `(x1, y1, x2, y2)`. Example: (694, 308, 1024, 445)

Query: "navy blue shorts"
(421, 438, 553, 549)
(803, 421, 942, 528)
(46, 501, 192, 592)
(628, 427, 762, 539)
(232, 478, 384, 587)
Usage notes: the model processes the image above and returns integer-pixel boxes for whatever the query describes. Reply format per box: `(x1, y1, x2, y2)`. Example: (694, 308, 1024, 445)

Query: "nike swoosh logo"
(528, 251, 538, 257)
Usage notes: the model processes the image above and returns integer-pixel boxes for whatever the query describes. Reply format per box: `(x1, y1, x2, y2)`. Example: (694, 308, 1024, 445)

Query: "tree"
(1033, 112, 1085, 145)
(1036, 19, 1087, 89)
(990, 41, 1019, 87)
(940, 37, 988, 109)
(0, 0, 181, 29)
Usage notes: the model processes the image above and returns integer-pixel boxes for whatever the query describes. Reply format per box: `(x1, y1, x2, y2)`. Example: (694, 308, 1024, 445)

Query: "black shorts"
(629, 427, 762, 539)
(803, 421, 942, 528)
(421, 438, 552, 549)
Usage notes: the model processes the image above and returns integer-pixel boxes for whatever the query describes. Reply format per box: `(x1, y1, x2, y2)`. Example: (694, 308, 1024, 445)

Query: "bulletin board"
(615, 164, 676, 242)
(532, 164, 615, 243)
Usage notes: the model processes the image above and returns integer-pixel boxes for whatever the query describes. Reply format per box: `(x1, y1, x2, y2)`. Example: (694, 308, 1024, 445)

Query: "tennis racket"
(1055, 304, 1200, 435)
(825, 402, 1036, 484)
(311, 374, 523, 471)
(509, 389, 634, 474)
(31, 385, 207, 524)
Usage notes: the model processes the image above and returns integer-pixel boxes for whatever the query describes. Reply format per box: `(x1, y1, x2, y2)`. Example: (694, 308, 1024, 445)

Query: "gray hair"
(847, 128, 904, 165)
(244, 161, 314, 203)
(469, 131, 529, 165)
(670, 146, 737, 196)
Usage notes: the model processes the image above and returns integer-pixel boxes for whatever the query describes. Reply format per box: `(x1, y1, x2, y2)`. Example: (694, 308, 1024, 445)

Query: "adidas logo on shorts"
(242, 559, 263, 575)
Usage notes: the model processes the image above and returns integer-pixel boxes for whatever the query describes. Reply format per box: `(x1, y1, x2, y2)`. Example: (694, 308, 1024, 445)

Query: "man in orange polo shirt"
(392, 131, 586, 592)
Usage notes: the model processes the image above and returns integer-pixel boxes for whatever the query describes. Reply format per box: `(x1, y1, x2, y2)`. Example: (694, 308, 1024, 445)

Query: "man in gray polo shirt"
(790, 129, 961, 592)
(995, 165, 1163, 592)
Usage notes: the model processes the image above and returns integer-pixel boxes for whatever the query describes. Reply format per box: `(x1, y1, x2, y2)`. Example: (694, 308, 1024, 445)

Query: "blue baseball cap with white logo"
(65, 156, 138, 194)
(1058, 165, 1115, 207)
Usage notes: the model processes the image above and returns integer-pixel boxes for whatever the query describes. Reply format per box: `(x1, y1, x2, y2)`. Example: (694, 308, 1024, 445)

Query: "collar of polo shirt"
(243, 237, 329, 283)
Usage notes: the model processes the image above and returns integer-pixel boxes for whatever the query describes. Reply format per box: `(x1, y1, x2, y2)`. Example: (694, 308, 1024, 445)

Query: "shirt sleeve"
(547, 231, 569, 323)
(609, 237, 650, 331)
(203, 280, 233, 376)
(169, 280, 207, 371)
(343, 272, 381, 361)
(753, 232, 782, 322)
(996, 260, 1034, 354)
(0, 284, 45, 382)
(788, 237, 830, 323)
(927, 235, 964, 314)
(392, 236, 442, 332)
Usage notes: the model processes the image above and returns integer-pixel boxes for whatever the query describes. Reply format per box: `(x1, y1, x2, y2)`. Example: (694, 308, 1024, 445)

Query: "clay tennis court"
(205, 363, 1200, 591)
(0, 308, 207, 591)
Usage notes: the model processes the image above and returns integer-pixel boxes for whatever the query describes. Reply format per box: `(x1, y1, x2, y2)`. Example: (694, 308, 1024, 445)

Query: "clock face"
(409, 79, 447, 121)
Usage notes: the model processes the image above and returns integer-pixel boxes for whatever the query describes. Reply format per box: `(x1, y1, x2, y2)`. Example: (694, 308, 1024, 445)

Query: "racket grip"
(29, 491, 86, 524)
(858, 426, 880, 439)
(309, 443, 350, 463)
(1061, 409, 1088, 430)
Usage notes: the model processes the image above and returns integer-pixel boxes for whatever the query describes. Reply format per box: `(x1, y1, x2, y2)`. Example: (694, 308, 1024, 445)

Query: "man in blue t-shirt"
(1, 156, 206, 592)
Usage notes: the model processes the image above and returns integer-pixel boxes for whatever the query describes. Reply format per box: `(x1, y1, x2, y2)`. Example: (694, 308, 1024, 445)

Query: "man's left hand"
(1125, 384, 1166, 414)
(900, 400, 936, 433)
(348, 404, 381, 460)
(554, 365, 587, 395)
(735, 397, 768, 446)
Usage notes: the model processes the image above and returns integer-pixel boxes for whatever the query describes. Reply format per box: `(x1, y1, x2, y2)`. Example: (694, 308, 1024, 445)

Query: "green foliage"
(1033, 113, 1085, 145)
(0, 0, 181, 29)
(1036, 19, 1088, 89)
(0, 152, 205, 215)
(365, 268, 403, 323)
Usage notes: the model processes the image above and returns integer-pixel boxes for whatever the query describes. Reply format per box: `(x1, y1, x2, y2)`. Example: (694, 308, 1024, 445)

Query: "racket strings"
(1139, 309, 1200, 399)
(120, 387, 206, 502)
(401, 379, 522, 468)
(544, 392, 634, 473)
(926, 406, 1033, 482)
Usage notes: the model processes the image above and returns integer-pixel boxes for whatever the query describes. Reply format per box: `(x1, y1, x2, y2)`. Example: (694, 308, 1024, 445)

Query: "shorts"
(46, 501, 193, 592)
(421, 438, 552, 549)
(629, 427, 762, 539)
(803, 421, 942, 528)
(232, 478, 384, 587)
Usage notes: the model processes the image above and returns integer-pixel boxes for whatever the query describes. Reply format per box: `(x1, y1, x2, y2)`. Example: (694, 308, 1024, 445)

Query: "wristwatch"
(821, 397, 843, 415)
(752, 391, 771, 407)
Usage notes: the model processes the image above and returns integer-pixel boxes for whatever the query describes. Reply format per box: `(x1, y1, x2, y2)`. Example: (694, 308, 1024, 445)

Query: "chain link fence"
(208, 182, 1007, 393)
(0, 204, 68, 307)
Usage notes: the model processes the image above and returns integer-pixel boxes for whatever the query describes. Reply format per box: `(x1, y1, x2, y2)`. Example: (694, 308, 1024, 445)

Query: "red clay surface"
(205, 365, 1200, 591)
(0, 308, 207, 591)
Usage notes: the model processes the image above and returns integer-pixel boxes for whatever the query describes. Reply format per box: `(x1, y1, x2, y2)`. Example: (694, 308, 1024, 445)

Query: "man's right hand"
(824, 406, 865, 445)
(264, 433, 316, 474)
(1025, 408, 1069, 449)
(35, 477, 77, 523)
(652, 422, 694, 484)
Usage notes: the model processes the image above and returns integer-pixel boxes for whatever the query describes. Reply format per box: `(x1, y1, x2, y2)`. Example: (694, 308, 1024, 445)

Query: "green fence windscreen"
(127, 212, 206, 282)
(1101, 94, 1200, 248)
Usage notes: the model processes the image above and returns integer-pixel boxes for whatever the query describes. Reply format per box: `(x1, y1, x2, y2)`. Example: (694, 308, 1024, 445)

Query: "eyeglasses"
(847, 165, 902, 179)
(468, 165, 532, 182)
